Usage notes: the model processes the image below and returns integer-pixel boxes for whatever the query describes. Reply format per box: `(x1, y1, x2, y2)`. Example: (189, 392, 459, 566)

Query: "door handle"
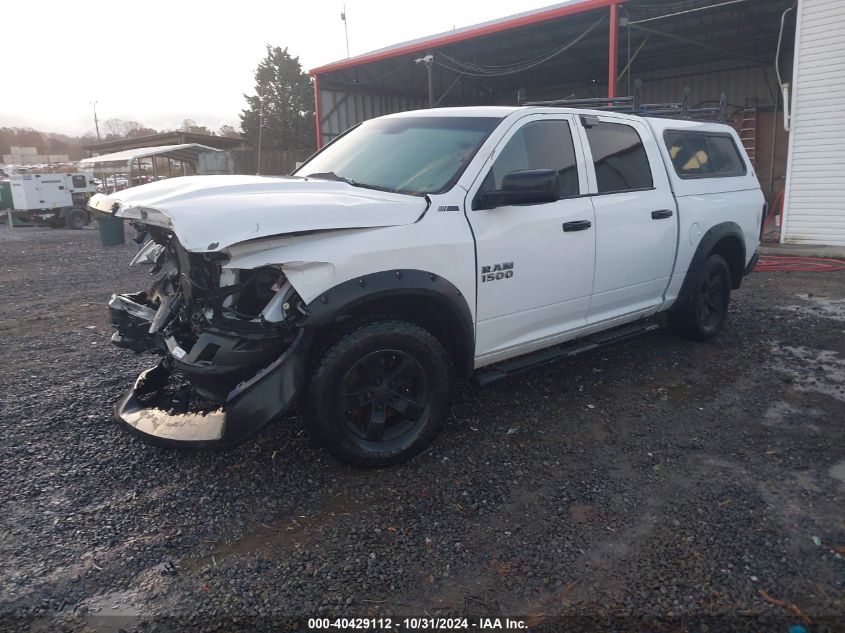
(651, 209, 673, 220)
(563, 220, 592, 232)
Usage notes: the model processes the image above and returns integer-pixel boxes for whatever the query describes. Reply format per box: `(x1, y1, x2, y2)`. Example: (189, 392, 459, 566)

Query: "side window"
(706, 135, 746, 176)
(72, 175, 87, 188)
(481, 119, 579, 199)
(666, 131, 713, 176)
(585, 121, 653, 193)
(664, 131, 747, 178)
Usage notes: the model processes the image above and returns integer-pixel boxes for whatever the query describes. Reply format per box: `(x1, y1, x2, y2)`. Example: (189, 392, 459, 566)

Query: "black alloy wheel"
(339, 349, 429, 443)
(669, 253, 732, 341)
(695, 267, 727, 330)
(306, 320, 452, 467)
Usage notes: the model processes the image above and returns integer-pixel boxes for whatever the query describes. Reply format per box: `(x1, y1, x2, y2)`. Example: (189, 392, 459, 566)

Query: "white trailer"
(9, 172, 96, 229)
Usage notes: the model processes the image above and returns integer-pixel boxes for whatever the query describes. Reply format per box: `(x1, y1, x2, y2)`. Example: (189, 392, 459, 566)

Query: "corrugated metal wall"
(318, 89, 427, 147)
(634, 64, 778, 108)
(782, 0, 845, 246)
(520, 62, 780, 109)
(318, 65, 777, 148)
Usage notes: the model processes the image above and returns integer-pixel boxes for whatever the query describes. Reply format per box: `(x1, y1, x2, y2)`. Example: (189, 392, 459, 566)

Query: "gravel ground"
(0, 225, 843, 632)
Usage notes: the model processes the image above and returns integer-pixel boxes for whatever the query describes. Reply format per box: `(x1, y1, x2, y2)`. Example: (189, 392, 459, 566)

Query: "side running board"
(472, 321, 660, 387)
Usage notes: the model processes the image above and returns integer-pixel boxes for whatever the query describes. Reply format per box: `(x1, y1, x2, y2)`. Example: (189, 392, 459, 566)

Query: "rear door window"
(664, 131, 747, 178)
(584, 121, 653, 194)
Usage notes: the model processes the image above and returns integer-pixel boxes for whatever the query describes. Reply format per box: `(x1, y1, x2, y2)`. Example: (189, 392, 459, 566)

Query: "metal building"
(309, 0, 845, 246)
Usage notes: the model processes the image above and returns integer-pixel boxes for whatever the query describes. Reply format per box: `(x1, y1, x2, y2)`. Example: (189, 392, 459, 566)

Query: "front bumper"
(116, 329, 309, 448)
(108, 291, 309, 448)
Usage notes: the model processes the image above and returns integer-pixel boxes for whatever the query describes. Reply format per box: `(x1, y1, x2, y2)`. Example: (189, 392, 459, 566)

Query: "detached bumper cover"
(115, 329, 309, 448)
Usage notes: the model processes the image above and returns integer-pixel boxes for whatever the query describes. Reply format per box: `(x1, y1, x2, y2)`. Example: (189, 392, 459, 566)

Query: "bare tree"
(104, 119, 145, 138)
(125, 126, 158, 139)
(218, 124, 240, 138)
(180, 118, 213, 135)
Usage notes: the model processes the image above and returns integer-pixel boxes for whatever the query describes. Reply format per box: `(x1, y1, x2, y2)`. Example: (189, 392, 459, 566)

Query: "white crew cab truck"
(90, 105, 763, 466)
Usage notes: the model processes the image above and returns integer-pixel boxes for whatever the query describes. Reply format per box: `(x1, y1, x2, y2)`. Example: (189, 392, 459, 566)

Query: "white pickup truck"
(91, 105, 764, 466)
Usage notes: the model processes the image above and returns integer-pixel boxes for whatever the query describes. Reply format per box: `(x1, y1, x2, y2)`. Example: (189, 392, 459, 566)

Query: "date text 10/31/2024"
(308, 617, 528, 630)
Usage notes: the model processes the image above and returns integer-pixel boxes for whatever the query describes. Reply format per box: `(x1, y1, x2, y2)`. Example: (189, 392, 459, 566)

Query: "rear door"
(577, 115, 678, 324)
(465, 114, 596, 361)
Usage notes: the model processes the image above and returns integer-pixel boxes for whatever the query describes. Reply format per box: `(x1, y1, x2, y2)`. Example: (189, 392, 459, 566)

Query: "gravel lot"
(1, 225, 843, 632)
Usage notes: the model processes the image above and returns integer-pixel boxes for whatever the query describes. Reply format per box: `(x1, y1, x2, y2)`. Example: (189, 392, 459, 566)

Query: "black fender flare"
(674, 221, 746, 310)
(302, 269, 475, 377)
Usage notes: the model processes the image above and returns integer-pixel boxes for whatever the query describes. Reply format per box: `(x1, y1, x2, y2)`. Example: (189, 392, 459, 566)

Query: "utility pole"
(415, 54, 435, 108)
(341, 5, 350, 58)
(90, 100, 101, 140)
(256, 96, 263, 175)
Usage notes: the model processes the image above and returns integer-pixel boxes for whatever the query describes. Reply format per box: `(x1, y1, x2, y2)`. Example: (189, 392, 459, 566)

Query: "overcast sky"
(1, 0, 557, 137)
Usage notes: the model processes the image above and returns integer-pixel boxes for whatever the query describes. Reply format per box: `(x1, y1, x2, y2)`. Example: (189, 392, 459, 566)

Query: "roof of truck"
(381, 106, 734, 131)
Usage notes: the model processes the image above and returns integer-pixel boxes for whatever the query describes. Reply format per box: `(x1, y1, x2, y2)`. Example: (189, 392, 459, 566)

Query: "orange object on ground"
(755, 255, 845, 272)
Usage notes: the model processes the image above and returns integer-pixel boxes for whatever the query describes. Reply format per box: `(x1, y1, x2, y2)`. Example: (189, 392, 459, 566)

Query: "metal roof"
(79, 144, 222, 166)
(82, 131, 244, 153)
(309, 0, 614, 75)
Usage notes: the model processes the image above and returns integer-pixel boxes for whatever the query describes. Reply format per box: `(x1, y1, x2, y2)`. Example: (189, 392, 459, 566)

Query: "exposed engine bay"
(88, 172, 435, 452)
(108, 224, 310, 445)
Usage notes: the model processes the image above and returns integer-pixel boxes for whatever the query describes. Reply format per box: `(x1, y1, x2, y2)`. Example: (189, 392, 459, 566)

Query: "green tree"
(240, 45, 315, 152)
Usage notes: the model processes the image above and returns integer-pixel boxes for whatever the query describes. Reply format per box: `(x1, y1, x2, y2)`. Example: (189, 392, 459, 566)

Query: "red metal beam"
(313, 74, 323, 150)
(309, 0, 618, 76)
(607, 2, 619, 97)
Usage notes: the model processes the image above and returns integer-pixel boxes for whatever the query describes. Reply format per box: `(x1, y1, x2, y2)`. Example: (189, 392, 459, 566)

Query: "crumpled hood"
(88, 175, 427, 252)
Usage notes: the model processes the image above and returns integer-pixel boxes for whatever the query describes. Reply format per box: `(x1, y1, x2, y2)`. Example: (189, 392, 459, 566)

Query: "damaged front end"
(109, 226, 310, 447)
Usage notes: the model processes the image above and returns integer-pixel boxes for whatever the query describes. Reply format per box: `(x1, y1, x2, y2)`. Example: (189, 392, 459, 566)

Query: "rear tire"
(306, 320, 453, 467)
(65, 207, 88, 230)
(669, 254, 731, 341)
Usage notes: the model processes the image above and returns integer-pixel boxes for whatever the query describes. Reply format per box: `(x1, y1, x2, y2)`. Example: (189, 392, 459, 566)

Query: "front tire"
(669, 254, 731, 341)
(306, 320, 453, 467)
(65, 207, 88, 230)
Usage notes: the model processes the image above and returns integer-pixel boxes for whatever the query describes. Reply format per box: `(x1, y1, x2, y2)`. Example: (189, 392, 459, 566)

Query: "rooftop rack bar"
(521, 80, 728, 122)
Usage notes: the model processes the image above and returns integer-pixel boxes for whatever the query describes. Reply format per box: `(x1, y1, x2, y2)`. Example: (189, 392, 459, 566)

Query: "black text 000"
(481, 271, 514, 282)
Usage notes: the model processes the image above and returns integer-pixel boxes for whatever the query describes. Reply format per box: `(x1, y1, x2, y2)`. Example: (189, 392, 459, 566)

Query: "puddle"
(567, 503, 596, 523)
(180, 493, 359, 571)
(830, 460, 845, 486)
(781, 295, 845, 323)
(771, 345, 845, 403)
(81, 589, 142, 633)
(762, 401, 822, 430)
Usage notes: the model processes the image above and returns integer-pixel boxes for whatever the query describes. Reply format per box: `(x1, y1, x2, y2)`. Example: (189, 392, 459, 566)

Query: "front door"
(466, 114, 596, 362)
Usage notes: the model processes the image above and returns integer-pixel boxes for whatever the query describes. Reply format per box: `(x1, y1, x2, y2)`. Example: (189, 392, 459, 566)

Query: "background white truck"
(8, 172, 95, 229)
(94, 102, 765, 466)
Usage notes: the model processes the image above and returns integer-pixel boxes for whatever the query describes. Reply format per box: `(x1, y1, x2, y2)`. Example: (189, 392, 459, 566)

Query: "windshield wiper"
(305, 171, 355, 185)
(304, 171, 398, 194)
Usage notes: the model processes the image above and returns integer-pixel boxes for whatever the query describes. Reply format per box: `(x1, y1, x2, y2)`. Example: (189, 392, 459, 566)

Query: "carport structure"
(78, 144, 221, 193)
(311, 0, 796, 199)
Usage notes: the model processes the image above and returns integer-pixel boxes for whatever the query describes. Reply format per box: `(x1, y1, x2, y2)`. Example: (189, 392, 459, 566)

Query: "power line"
(436, 13, 607, 78)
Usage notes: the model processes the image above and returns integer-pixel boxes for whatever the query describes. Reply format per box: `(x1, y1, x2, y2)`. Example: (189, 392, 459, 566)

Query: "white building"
(781, 0, 845, 246)
(2, 146, 70, 165)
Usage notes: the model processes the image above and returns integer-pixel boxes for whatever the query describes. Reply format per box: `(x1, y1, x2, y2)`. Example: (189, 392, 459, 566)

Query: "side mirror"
(479, 169, 559, 209)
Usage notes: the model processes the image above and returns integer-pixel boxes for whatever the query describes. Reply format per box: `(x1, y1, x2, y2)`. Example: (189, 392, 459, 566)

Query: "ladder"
(739, 97, 758, 167)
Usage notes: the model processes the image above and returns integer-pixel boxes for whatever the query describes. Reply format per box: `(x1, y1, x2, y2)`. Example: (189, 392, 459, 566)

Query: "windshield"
(295, 116, 501, 195)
